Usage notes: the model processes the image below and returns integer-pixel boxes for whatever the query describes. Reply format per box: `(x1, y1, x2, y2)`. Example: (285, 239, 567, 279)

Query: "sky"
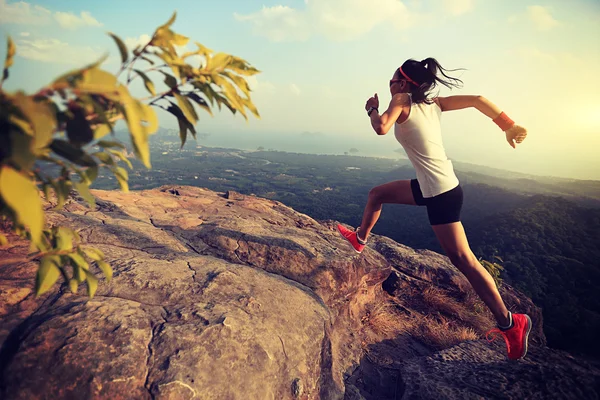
(1, 0, 599, 180)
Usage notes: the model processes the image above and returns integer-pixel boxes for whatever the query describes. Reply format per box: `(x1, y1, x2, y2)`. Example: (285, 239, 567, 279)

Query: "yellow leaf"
(82, 246, 105, 261)
(55, 226, 74, 251)
(173, 92, 198, 125)
(3, 36, 16, 82)
(134, 69, 156, 96)
(141, 104, 158, 135)
(113, 166, 129, 192)
(0, 234, 7, 246)
(97, 260, 113, 283)
(68, 279, 79, 294)
(35, 255, 61, 296)
(69, 252, 89, 271)
(160, 11, 177, 29)
(106, 148, 133, 169)
(108, 32, 129, 64)
(84, 270, 98, 298)
(77, 68, 119, 97)
(207, 52, 231, 72)
(74, 181, 96, 208)
(0, 166, 44, 246)
(171, 33, 189, 47)
(93, 124, 111, 140)
(117, 86, 151, 168)
(4, 36, 16, 69)
(8, 92, 57, 151)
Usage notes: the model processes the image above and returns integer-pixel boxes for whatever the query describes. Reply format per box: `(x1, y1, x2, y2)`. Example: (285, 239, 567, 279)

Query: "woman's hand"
(365, 93, 379, 111)
(505, 124, 527, 149)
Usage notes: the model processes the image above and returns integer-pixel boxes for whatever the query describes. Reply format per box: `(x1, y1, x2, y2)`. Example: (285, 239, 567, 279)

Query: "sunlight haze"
(1, 0, 599, 179)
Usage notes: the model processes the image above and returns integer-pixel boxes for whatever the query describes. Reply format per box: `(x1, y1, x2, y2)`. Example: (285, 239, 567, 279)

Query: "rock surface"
(0, 185, 598, 400)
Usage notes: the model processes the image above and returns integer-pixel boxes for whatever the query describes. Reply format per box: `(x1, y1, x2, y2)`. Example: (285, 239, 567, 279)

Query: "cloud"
(234, 5, 310, 42)
(0, 0, 102, 30)
(527, 5, 560, 31)
(234, 0, 419, 42)
(0, 0, 51, 24)
(16, 37, 103, 65)
(246, 76, 277, 95)
(442, 0, 474, 16)
(290, 83, 301, 96)
(20, 31, 30, 37)
(54, 11, 102, 30)
(124, 34, 153, 51)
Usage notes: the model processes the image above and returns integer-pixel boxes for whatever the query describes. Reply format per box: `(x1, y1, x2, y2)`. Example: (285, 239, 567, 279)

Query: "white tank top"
(394, 96, 459, 198)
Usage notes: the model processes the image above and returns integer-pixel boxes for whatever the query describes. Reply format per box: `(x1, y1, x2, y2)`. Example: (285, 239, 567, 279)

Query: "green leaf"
(74, 181, 96, 208)
(0, 166, 44, 246)
(173, 92, 198, 125)
(134, 69, 156, 96)
(82, 246, 105, 261)
(97, 260, 113, 283)
(160, 71, 177, 89)
(3, 36, 16, 83)
(35, 256, 61, 296)
(96, 140, 125, 149)
(68, 279, 79, 294)
(108, 32, 128, 64)
(84, 270, 98, 298)
(55, 226, 74, 251)
(50, 139, 98, 167)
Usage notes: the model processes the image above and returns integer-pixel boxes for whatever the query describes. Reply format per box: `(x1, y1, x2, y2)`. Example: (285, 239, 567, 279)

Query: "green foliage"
(478, 256, 504, 287)
(0, 11, 260, 298)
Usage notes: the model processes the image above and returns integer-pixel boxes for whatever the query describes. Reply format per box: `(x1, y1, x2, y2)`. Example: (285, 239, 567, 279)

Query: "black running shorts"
(410, 179, 463, 225)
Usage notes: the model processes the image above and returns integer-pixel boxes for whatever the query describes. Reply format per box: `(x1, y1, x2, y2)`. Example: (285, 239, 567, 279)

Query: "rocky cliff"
(1, 186, 598, 399)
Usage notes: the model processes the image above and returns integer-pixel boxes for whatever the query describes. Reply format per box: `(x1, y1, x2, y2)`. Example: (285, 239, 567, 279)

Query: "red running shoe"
(337, 224, 365, 254)
(486, 313, 532, 360)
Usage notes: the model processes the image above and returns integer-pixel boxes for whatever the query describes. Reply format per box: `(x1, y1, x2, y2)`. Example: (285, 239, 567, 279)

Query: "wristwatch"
(367, 106, 378, 116)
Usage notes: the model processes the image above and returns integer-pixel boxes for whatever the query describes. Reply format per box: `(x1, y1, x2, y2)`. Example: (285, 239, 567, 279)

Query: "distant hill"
(467, 195, 600, 359)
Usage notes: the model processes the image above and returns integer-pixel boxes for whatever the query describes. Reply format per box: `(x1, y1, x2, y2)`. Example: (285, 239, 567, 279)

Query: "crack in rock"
(279, 335, 288, 360)
(187, 262, 197, 283)
(144, 321, 165, 399)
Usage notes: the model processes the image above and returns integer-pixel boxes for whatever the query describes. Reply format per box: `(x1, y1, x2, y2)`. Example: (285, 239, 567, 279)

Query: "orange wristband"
(493, 112, 514, 131)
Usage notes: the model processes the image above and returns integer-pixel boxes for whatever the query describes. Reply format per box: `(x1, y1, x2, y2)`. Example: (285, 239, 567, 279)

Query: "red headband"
(399, 66, 419, 86)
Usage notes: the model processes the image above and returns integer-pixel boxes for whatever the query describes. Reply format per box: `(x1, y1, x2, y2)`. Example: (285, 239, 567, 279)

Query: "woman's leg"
(358, 180, 417, 241)
(431, 221, 511, 327)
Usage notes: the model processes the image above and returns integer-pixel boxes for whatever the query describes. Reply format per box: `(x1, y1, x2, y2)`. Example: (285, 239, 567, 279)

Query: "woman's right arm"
(436, 95, 502, 119)
(436, 95, 527, 148)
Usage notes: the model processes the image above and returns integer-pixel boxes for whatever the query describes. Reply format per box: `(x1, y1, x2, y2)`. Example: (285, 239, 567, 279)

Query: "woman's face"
(389, 71, 407, 95)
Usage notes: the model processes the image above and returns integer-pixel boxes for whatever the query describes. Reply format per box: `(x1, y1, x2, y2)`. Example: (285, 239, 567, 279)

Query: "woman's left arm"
(370, 93, 410, 135)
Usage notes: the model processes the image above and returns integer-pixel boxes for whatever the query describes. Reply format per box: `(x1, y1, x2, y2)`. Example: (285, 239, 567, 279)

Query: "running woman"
(337, 58, 531, 360)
